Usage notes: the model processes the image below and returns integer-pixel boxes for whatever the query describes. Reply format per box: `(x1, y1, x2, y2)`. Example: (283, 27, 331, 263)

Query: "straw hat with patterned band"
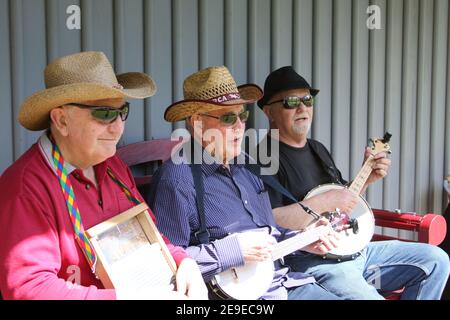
(19, 51, 156, 131)
(164, 66, 263, 122)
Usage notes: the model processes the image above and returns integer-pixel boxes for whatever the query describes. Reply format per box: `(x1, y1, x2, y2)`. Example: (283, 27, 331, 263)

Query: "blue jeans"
(288, 282, 343, 300)
(285, 241, 450, 300)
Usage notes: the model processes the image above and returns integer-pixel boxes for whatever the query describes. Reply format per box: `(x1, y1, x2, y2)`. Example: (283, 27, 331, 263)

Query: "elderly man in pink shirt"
(0, 51, 207, 300)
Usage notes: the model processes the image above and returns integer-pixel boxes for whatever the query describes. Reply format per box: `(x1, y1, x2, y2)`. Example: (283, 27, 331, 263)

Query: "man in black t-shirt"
(255, 66, 450, 300)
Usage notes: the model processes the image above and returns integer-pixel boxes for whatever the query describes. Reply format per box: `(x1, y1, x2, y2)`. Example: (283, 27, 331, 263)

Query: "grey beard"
(292, 122, 311, 136)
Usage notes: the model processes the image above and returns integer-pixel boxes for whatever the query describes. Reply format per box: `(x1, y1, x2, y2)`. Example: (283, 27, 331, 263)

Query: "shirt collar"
(38, 132, 110, 183)
(38, 132, 77, 176)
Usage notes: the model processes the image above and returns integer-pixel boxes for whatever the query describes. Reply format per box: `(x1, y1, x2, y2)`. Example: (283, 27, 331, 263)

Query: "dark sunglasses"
(268, 95, 314, 109)
(68, 102, 130, 123)
(200, 110, 249, 126)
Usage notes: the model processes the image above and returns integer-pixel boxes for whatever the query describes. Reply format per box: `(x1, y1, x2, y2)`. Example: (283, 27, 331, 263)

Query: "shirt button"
(98, 199, 103, 206)
(86, 184, 91, 190)
(244, 200, 248, 205)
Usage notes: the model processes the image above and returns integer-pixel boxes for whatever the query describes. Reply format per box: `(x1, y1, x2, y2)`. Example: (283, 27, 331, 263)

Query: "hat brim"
(19, 72, 156, 131)
(164, 84, 263, 122)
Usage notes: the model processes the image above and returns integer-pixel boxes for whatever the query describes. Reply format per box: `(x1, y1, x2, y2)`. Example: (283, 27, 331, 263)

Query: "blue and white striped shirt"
(148, 142, 315, 300)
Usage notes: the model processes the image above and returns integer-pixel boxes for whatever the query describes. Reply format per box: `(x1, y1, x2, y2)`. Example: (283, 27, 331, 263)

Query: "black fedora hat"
(257, 66, 319, 109)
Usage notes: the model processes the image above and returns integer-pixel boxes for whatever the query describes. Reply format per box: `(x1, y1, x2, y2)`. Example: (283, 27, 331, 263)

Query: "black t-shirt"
(256, 135, 346, 209)
(275, 141, 332, 200)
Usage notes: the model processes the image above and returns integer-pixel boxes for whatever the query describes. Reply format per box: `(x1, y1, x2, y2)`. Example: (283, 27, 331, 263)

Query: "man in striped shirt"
(148, 66, 342, 300)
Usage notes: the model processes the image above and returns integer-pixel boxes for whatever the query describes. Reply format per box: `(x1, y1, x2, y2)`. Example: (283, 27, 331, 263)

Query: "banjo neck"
(446, 175, 450, 201)
(347, 132, 392, 196)
(348, 156, 375, 195)
(271, 225, 329, 261)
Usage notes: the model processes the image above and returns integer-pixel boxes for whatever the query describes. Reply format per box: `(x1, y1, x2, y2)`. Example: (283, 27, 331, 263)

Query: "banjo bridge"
(231, 268, 239, 281)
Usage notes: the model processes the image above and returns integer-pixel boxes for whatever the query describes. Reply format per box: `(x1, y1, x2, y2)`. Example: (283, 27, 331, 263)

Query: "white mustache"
(294, 114, 309, 121)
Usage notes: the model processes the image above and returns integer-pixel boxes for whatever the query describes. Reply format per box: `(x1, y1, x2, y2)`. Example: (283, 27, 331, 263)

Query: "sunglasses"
(200, 110, 250, 126)
(69, 102, 130, 124)
(268, 95, 314, 109)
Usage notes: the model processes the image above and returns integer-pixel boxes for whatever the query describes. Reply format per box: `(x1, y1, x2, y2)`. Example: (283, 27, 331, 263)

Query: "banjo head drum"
(304, 183, 375, 259)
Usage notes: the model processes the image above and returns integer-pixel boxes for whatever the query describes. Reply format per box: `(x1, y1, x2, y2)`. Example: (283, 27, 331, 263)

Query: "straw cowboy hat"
(164, 66, 263, 122)
(19, 51, 156, 131)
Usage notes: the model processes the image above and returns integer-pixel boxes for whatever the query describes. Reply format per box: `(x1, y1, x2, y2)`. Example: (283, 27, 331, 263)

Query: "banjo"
(303, 133, 392, 260)
(208, 224, 333, 300)
(445, 174, 450, 201)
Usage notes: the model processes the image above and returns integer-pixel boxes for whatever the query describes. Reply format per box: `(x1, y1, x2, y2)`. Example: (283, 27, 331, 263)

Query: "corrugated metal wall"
(1, 0, 449, 221)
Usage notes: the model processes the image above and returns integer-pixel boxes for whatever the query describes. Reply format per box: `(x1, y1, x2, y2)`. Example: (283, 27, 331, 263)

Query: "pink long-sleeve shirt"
(0, 134, 187, 299)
